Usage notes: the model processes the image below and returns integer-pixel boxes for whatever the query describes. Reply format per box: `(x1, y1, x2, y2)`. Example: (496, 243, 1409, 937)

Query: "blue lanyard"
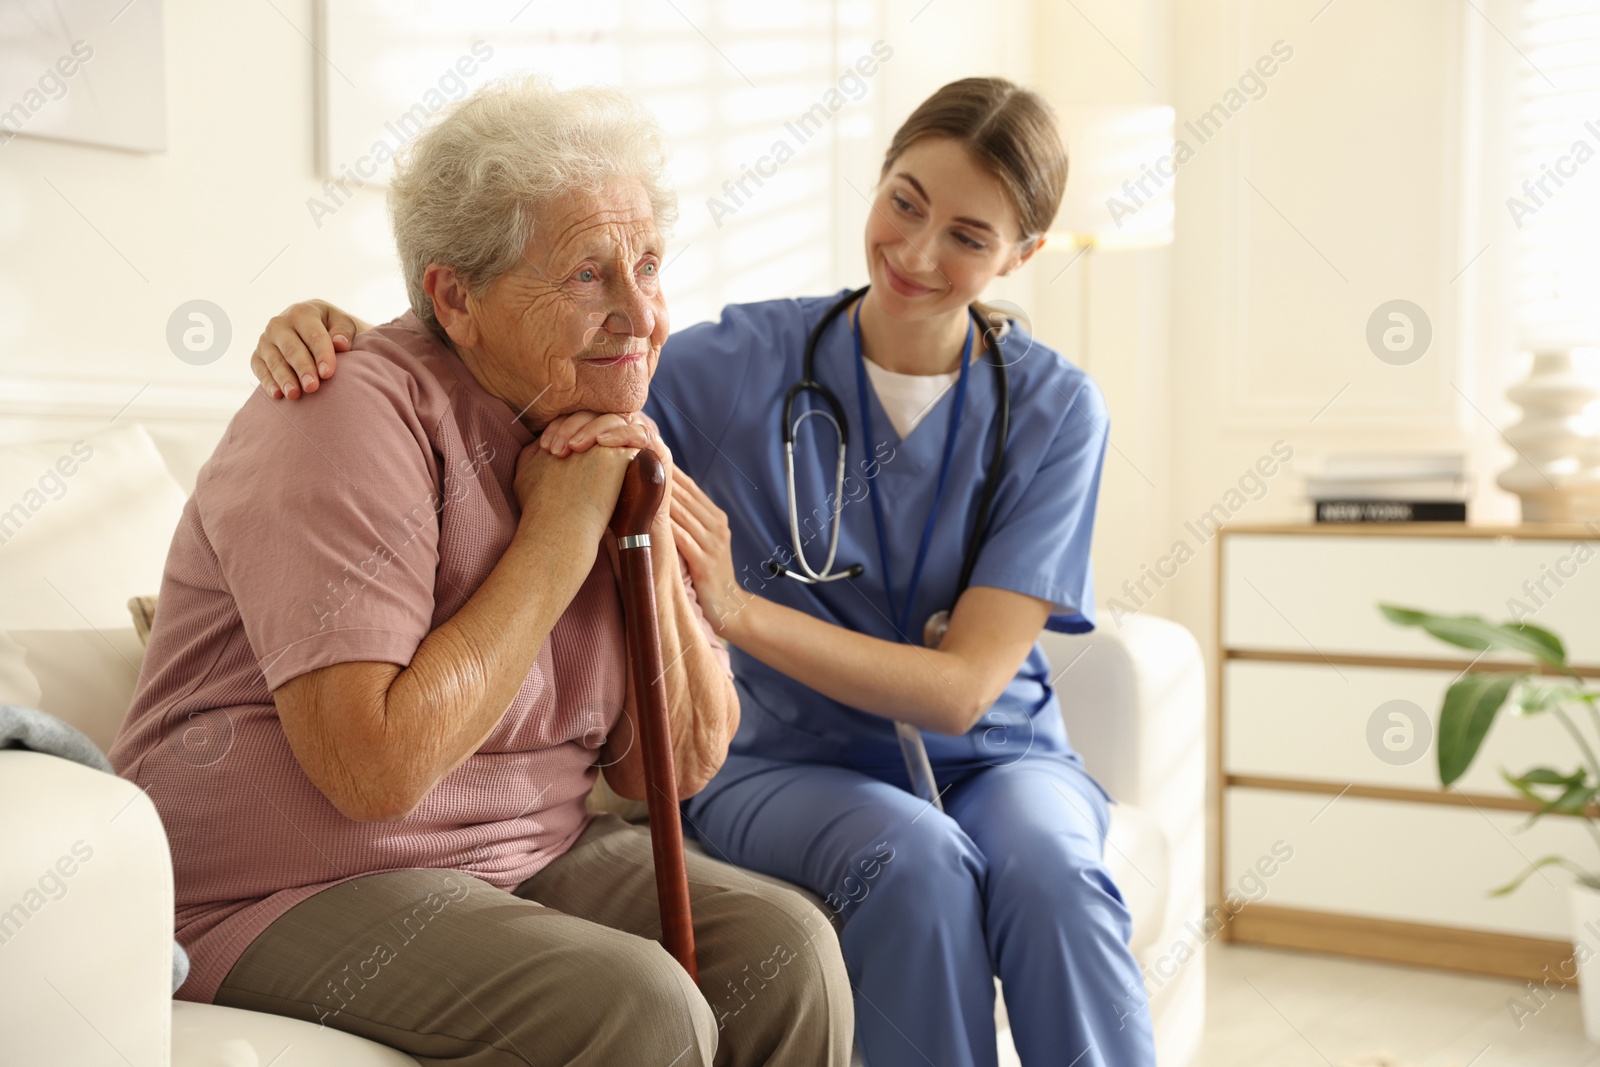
(851, 300, 975, 640)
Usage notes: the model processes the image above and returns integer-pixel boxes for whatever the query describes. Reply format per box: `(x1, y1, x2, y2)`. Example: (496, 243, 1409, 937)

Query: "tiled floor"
(1201, 943, 1599, 1067)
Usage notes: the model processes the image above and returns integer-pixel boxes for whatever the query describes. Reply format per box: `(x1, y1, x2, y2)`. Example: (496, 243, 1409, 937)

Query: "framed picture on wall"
(0, 0, 166, 153)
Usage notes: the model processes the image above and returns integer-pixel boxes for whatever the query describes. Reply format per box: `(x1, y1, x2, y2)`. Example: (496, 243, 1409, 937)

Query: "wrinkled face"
(863, 136, 1027, 322)
(463, 179, 668, 426)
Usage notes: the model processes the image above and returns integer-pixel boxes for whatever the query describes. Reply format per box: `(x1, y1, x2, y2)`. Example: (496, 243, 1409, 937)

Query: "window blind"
(319, 0, 881, 329)
(1512, 0, 1600, 348)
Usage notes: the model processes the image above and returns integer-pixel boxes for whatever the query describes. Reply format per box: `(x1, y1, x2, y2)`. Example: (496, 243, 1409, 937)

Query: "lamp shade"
(1050, 105, 1176, 251)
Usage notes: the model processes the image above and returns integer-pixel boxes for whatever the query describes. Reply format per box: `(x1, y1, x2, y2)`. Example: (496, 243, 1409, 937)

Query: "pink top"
(110, 313, 726, 1003)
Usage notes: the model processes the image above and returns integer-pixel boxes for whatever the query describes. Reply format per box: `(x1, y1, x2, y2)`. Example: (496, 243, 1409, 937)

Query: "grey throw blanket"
(0, 704, 190, 993)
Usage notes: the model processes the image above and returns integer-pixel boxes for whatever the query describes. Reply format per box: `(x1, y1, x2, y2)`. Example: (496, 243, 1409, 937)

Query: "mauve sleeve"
(196, 354, 443, 689)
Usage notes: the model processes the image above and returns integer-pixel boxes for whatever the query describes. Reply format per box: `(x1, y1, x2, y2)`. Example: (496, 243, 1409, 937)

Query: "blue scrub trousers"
(682, 751, 1157, 1067)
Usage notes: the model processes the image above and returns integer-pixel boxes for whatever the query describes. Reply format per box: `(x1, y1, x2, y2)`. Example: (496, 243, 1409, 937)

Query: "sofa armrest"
(0, 751, 173, 1066)
(1038, 613, 1206, 811)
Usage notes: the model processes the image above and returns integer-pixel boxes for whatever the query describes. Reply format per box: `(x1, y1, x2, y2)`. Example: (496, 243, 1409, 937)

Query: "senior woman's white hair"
(389, 74, 678, 336)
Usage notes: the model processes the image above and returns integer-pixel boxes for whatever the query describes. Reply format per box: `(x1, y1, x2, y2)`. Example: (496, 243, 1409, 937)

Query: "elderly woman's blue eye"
(641, 262, 657, 276)
(577, 269, 596, 282)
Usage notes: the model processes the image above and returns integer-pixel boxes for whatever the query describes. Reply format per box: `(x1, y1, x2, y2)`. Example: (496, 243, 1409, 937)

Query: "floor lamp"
(1045, 105, 1176, 373)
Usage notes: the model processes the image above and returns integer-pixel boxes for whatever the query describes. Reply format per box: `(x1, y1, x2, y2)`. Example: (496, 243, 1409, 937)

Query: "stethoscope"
(764, 285, 1013, 810)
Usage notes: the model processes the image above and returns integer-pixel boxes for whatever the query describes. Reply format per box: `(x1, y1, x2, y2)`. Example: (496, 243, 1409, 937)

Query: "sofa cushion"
(0, 424, 187, 631)
(0, 627, 145, 754)
(128, 595, 157, 645)
(0, 630, 41, 709)
(174, 1001, 421, 1066)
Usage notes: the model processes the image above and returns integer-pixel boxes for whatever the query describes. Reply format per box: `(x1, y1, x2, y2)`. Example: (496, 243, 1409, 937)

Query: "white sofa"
(0, 422, 1206, 1067)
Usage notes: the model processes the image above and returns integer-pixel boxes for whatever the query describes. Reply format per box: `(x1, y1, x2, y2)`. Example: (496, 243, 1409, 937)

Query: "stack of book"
(1307, 453, 1469, 523)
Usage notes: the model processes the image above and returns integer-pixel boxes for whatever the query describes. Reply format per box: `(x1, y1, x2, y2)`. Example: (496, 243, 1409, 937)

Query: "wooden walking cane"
(609, 448, 699, 983)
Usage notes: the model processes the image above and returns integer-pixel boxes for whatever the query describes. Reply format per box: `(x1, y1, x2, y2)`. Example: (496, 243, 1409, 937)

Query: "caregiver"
(252, 76, 1154, 1067)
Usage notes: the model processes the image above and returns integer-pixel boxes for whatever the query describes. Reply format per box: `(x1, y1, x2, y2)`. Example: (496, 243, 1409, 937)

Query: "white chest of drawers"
(1216, 523, 1600, 980)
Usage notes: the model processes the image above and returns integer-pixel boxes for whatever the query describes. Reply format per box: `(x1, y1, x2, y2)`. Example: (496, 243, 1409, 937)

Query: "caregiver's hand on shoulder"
(669, 468, 747, 634)
(252, 300, 371, 400)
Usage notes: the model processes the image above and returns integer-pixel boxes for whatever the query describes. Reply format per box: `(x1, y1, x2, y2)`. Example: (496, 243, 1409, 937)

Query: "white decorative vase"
(1571, 883, 1600, 1044)
(1496, 349, 1600, 522)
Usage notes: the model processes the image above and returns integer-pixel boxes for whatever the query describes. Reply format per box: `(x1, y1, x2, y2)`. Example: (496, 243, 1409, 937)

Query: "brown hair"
(880, 77, 1068, 244)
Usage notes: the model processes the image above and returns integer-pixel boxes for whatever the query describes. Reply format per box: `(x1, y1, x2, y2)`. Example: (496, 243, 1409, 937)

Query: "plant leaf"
(1505, 765, 1587, 789)
(1490, 854, 1595, 896)
(1502, 768, 1598, 828)
(1501, 767, 1586, 817)
(1378, 604, 1429, 626)
(1502, 770, 1539, 804)
(1548, 783, 1598, 816)
(1378, 603, 1568, 666)
(1512, 677, 1585, 716)
(1510, 622, 1568, 665)
(1437, 672, 1523, 785)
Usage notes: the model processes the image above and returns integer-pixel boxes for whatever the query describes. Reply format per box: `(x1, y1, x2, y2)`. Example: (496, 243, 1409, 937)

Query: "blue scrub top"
(645, 291, 1110, 779)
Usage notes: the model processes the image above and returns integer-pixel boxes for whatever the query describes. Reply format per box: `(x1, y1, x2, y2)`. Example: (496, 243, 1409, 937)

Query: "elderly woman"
(109, 77, 851, 1067)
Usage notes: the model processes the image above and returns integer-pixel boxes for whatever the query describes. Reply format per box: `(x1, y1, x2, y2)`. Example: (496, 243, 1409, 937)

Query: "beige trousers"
(215, 813, 853, 1066)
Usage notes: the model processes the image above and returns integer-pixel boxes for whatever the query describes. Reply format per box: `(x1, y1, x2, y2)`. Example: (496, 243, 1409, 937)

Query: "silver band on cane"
(616, 534, 651, 550)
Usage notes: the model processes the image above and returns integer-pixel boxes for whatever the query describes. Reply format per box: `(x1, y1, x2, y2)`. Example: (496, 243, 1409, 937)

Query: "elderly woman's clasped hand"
(523, 408, 677, 553)
(534, 410, 746, 639)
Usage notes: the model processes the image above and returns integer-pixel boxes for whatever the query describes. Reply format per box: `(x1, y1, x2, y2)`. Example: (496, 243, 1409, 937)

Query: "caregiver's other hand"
(252, 300, 370, 399)
(670, 468, 747, 635)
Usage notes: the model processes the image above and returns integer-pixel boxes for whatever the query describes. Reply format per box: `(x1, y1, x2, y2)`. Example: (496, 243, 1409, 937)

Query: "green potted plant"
(1381, 603, 1600, 1037)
